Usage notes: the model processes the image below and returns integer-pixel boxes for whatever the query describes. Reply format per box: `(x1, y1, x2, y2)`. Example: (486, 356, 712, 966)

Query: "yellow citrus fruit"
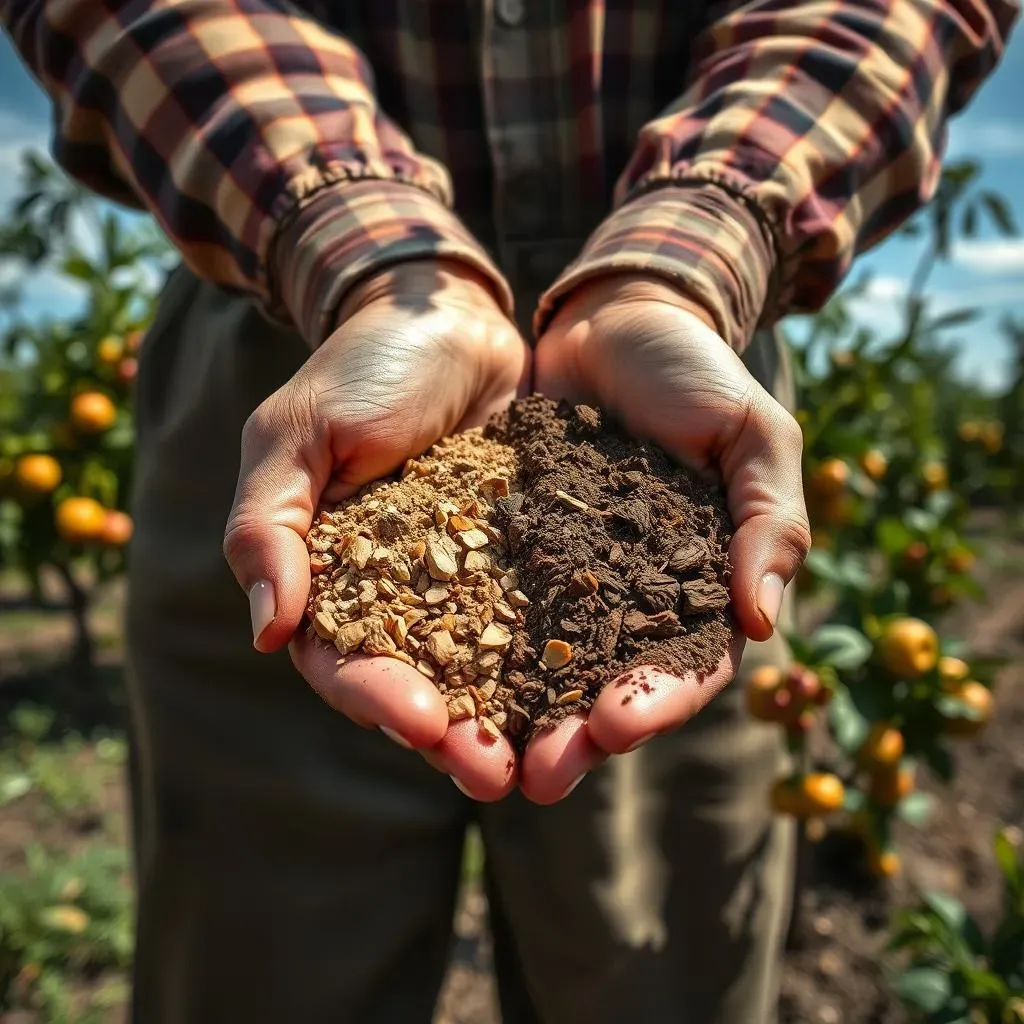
(981, 422, 1004, 453)
(866, 847, 901, 879)
(938, 656, 970, 688)
(100, 509, 134, 546)
(800, 773, 846, 816)
(69, 391, 117, 434)
(868, 766, 914, 807)
(921, 461, 948, 492)
(809, 459, 850, 498)
(40, 905, 90, 934)
(958, 421, 981, 443)
(745, 665, 784, 721)
(858, 724, 905, 770)
(877, 618, 939, 679)
(55, 497, 107, 544)
(96, 334, 123, 366)
(942, 681, 993, 737)
(14, 454, 62, 495)
(858, 449, 888, 481)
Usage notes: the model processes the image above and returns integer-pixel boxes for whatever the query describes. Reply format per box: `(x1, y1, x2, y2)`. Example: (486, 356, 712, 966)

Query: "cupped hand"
(522, 273, 811, 800)
(223, 259, 530, 800)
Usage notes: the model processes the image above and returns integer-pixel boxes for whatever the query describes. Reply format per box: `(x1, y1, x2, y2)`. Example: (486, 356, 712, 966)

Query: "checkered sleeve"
(537, 0, 1018, 351)
(1, 0, 511, 344)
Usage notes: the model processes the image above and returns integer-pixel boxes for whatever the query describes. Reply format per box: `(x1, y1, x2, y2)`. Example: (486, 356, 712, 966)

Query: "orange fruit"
(938, 656, 970, 689)
(117, 357, 138, 385)
(831, 350, 855, 369)
(809, 459, 850, 498)
(903, 541, 929, 569)
(868, 765, 914, 807)
(942, 681, 993, 737)
(95, 334, 123, 366)
(958, 421, 981, 443)
(799, 773, 846, 816)
(745, 665, 784, 721)
(14, 454, 62, 495)
(810, 529, 833, 551)
(858, 724, 905, 770)
(55, 497, 107, 544)
(100, 510, 133, 546)
(858, 449, 888, 481)
(921, 460, 948, 492)
(981, 422, 1004, 453)
(877, 618, 939, 679)
(946, 548, 975, 574)
(786, 665, 822, 703)
(866, 847, 901, 878)
(69, 391, 117, 434)
(818, 494, 853, 527)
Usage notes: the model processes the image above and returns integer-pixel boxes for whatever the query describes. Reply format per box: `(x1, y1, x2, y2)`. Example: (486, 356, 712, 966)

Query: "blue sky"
(2, 28, 1023, 389)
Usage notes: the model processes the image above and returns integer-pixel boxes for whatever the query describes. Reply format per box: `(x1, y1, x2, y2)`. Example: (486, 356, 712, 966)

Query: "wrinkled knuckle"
(222, 518, 261, 571)
(780, 410, 805, 453)
(779, 513, 813, 566)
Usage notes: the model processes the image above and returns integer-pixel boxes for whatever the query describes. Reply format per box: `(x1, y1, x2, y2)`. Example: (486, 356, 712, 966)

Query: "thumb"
(720, 385, 811, 643)
(223, 391, 331, 652)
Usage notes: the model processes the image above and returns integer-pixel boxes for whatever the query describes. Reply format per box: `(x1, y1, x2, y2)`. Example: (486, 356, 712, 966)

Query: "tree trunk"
(57, 563, 95, 689)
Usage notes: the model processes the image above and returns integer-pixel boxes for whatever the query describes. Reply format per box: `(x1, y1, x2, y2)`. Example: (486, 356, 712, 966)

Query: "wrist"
(563, 272, 719, 332)
(337, 258, 507, 324)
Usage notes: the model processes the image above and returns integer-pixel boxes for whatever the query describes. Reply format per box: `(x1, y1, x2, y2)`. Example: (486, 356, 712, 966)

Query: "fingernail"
(380, 726, 413, 750)
(248, 580, 275, 648)
(625, 732, 657, 753)
(561, 773, 587, 799)
(451, 776, 474, 798)
(758, 573, 785, 632)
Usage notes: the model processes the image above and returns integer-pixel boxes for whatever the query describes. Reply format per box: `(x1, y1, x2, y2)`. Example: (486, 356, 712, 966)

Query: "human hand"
(523, 273, 810, 800)
(223, 259, 531, 798)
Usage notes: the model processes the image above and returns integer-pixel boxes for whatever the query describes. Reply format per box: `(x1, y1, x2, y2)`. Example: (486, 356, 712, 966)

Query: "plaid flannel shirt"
(2, 0, 1017, 349)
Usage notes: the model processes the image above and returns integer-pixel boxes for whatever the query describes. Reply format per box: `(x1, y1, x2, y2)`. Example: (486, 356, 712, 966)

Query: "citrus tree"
(753, 159, 1018, 886)
(0, 153, 170, 683)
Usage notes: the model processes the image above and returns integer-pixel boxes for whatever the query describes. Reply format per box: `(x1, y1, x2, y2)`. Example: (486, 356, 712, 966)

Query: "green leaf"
(936, 695, 983, 722)
(877, 517, 914, 554)
(981, 191, 1017, 235)
(927, 308, 980, 333)
(828, 685, 870, 753)
(809, 625, 873, 670)
(894, 966, 952, 1012)
(0, 774, 33, 805)
(905, 508, 939, 534)
(961, 203, 978, 239)
(992, 917, 1024, 978)
(995, 830, 1024, 901)
(899, 791, 937, 828)
(922, 892, 985, 955)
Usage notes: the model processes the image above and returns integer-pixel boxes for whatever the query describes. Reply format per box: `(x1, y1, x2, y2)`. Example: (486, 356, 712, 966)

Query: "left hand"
(521, 273, 810, 803)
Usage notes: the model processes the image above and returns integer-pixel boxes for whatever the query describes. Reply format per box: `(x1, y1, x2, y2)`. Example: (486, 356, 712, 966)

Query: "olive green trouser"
(125, 260, 795, 1024)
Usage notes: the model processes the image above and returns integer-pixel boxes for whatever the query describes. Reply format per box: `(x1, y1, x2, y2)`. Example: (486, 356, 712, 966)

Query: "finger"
(420, 719, 517, 802)
(720, 388, 811, 642)
(224, 393, 330, 652)
(291, 636, 449, 748)
(519, 714, 606, 805)
(588, 637, 744, 754)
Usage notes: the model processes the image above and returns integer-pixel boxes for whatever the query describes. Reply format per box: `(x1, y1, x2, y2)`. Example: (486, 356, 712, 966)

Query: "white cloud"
(0, 108, 51, 212)
(948, 119, 1024, 157)
(952, 238, 1024, 274)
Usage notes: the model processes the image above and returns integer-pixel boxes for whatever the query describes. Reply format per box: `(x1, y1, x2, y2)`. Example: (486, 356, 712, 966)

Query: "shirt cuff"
(534, 181, 777, 351)
(271, 180, 514, 346)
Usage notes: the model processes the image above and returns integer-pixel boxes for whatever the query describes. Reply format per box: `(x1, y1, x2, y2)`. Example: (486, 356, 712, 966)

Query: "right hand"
(223, 259, 530, 800)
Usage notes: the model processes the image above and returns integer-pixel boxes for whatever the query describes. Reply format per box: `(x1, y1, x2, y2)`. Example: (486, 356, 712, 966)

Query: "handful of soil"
(304, 396, 733, 748)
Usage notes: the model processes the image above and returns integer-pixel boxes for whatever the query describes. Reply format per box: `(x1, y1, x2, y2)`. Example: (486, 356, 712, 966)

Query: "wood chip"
(478, 717, 502, 741)
(546, 687, 557, 706)
(384, 612, 408, 647)
(492, 602, 517, 624)
(555, 489, 589, 512)
(498, 570, 519, 592)
(478, 622, 512, 650)
(463, 550, 491, 573)
(426, 629, 459, 666)
(424, 586, 449, 606)
(312, 610, 337, 641)
(348, 535, 374, 569)
(425, 532, 460, 580)
(480, 477, 510, 498)
(556, 688, 584, 706)
(541, 639, 573, 669)
(491, 711, 507, 729)
(448, 514, 476, 533)
(310, 553, 333, 573)
(334, 619, 368, 655)
(415, 659, 436, 679)
(506, 589, 530, 609)
(448, 694, 476, 721)
(457, 528, 491, 551)
(362, 619, 397, 656)
(476, 678, 498, 702)
(408, 540, 426, 560)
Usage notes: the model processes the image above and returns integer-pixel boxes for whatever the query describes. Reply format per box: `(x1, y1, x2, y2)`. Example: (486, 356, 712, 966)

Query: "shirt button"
(496, 0, 526, 28)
